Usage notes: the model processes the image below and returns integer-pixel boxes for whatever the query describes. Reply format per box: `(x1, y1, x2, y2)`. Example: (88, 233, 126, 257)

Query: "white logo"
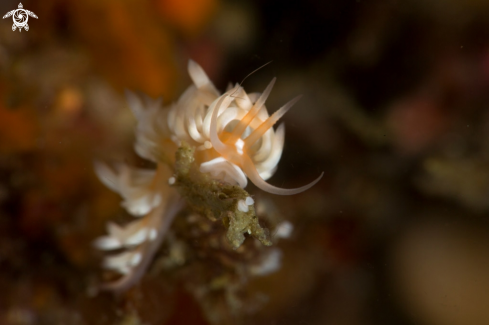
(2, 3, 38, 32)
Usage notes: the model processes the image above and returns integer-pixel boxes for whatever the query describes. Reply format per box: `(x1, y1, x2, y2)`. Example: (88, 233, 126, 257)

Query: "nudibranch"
(93, 60, 322, 291)
(169, 60, 323, 193)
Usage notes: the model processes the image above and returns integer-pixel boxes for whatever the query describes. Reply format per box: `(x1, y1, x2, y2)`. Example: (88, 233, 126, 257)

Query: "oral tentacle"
(244, 95, 301, 149)
(227, 78, 276, 144)
(241, 155, 324, 195)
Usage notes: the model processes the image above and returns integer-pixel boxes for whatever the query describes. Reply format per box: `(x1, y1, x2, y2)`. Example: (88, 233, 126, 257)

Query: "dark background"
(1, 0, 489, 324)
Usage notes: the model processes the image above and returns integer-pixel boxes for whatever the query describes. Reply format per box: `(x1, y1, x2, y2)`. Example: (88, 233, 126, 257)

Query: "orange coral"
(0, 105, 38, 153)
(155, 0, 219, 36)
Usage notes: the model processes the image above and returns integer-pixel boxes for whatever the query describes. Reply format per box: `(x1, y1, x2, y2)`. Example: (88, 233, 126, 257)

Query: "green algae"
(172, 142, 271, 249)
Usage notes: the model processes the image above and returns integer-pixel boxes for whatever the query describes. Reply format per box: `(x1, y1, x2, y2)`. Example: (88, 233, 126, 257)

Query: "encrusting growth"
(93, 60, 323, 292)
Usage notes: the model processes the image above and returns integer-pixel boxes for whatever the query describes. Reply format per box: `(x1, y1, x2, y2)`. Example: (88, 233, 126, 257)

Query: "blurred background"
(2, 0, 489, 324)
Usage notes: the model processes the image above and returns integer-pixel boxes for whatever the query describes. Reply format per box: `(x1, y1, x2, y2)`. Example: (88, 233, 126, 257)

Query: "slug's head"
(208, 80, 323, 195)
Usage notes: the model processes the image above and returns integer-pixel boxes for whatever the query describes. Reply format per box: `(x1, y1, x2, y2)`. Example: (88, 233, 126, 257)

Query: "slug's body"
(167, 60, 323, 193)
(94, 60, 322, 291)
